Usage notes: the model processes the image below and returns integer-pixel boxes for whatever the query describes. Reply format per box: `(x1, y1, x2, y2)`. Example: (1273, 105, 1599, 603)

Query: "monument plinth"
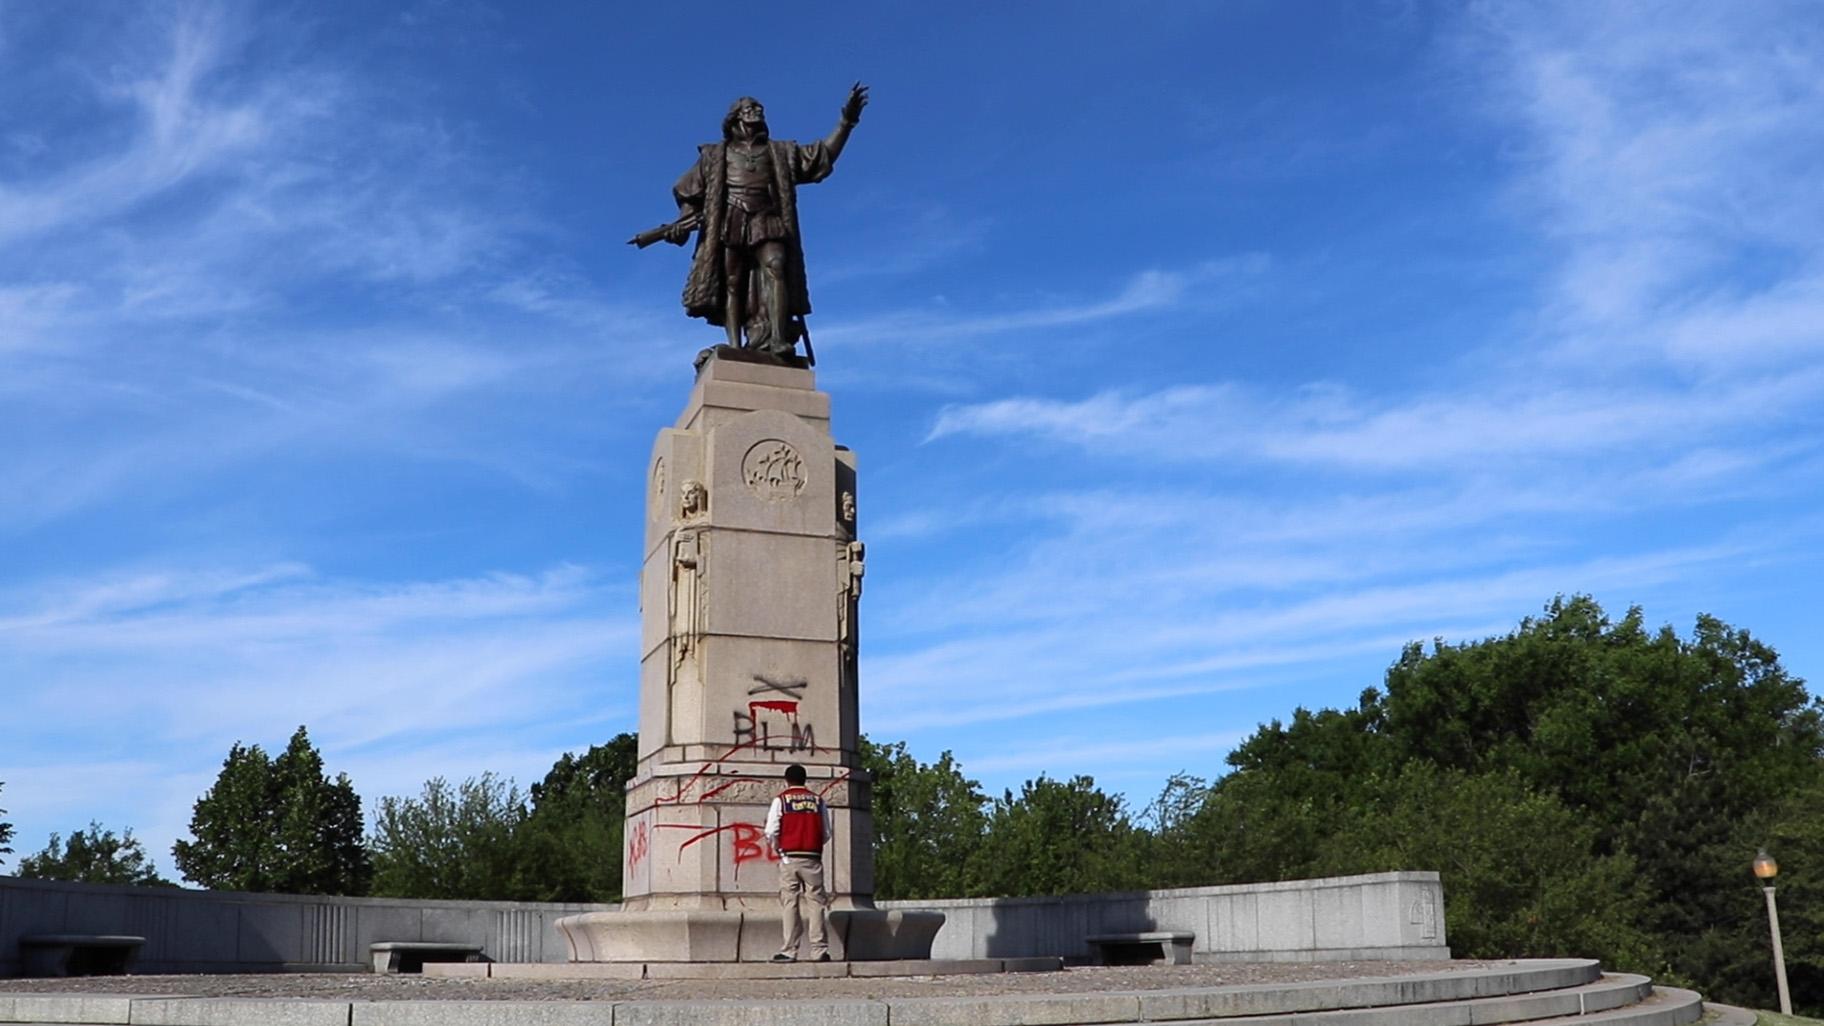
(556, 356, 942, 962)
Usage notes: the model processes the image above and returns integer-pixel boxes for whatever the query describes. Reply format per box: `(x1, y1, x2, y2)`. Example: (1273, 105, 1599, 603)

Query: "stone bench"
(18, 934, 145, 977)
(370, 941, 488, 974)
(1085, 930, 1194, 966)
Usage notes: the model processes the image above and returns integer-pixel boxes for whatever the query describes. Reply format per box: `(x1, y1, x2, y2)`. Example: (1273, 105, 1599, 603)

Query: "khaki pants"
(778, 855, 829, 958)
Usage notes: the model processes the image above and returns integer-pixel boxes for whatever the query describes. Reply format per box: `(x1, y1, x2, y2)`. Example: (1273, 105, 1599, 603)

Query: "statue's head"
(680, 479, 707, 518)
(723, 96, 769, 142)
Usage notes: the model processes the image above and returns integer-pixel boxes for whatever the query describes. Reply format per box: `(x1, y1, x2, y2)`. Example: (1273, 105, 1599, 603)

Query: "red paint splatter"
(654, 734, 768, 805)
(729, 822, 772, 866)
(818, 770, 853, 797)
(698, 779, 743, 802)
(626, 820, 650, 870)
(659, 821, 776, 868)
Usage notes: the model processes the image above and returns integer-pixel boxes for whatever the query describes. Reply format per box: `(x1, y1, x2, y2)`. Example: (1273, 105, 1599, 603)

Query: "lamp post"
(1754, 849, 1792, 1016)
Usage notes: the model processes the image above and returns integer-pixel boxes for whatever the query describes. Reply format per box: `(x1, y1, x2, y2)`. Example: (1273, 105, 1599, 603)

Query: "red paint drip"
(818, 770, 853, 797)
(660, 821, 776, 868)
(654, 734, 768, 805)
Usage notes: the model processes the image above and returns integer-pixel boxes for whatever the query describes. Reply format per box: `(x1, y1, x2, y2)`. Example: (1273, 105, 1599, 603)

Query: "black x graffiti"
(748, 673, 808, 699)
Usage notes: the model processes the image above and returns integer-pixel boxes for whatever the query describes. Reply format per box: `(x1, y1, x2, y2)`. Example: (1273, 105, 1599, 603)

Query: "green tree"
(1192, 700, 1397, 885)
(1137, 772, 1212, 889)
(172, 726, 372, 894)
(860, 737, 988, 900)
(1378, 597, 1823, 1003)
(513, 733, 639, 902)
(969, 774, 1145, 897)
(1721, 773, 1824, 1013)
(1199, 596, 1824, 1013)
(370, 774, 528, 900)
(1313, 765, 1660, 970)
(18, 823, 174, 887)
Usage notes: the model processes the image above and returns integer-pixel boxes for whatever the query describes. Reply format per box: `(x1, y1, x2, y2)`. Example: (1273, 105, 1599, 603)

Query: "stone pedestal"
(557, 354, 942, 961)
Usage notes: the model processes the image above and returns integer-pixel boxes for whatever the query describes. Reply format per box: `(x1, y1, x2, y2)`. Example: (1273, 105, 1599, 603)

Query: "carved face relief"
(680, 479, 708, 519)
(741, 440, 807, 500)
(840, 490, 856, 523)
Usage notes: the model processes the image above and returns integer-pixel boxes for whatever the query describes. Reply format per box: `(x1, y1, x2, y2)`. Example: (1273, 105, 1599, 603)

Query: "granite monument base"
(554, 907, 944, 963)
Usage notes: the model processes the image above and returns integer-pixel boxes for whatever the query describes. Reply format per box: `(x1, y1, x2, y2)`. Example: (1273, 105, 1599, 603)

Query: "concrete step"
(1162, 975, 1677, 1026)
(0, 964, 1715, 1026)
(1500, 986, 1705, 1026)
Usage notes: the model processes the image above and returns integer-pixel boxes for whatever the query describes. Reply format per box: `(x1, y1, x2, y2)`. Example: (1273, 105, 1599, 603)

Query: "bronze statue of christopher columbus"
(632, 84, 869, 367)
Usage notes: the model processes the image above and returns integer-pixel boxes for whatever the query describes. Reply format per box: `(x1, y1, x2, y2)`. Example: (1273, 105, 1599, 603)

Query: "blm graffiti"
(652, 771, 855, 877)
(733, 673, 819, 753)
(628, 673, 846, 886)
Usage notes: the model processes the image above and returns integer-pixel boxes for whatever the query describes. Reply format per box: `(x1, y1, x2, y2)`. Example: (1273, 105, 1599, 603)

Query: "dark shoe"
(771, 953, 795, 963)
(816, 953, 831, 962)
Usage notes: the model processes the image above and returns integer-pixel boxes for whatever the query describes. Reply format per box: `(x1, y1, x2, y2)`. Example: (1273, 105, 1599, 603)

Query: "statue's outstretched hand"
(842, 82, 869, 125)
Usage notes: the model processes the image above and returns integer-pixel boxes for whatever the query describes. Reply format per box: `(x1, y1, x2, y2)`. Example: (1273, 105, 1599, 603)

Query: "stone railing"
(880, 871, 1448, 963)
(1, 869, 1445, 973)
(0, 875, 604, 974)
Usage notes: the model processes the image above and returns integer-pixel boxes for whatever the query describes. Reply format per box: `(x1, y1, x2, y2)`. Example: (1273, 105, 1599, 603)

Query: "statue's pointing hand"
(842, 83, 869, 125)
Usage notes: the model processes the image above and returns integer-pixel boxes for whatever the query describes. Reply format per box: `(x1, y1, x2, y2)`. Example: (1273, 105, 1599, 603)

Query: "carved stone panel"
(741, 440, 807, 501)
(704, 409, 835, 537)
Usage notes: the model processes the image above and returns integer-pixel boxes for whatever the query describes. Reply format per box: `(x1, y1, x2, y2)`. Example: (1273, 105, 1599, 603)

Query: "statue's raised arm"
(822, 83, 868, 162)
(632, 86, 870, 368)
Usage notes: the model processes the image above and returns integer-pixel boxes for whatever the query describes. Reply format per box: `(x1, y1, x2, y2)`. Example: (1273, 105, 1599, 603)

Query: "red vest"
(776, 786, 825, 855)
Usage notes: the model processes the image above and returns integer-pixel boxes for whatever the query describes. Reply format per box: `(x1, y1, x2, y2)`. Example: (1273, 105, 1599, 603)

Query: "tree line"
(4, 597, 1821, 1013)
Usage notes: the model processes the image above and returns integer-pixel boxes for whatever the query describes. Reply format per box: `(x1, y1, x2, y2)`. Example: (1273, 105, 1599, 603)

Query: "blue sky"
(3, 1, 1822, 883)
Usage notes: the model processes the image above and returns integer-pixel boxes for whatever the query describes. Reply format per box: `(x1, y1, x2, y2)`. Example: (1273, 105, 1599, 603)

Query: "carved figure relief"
(669, 529, 706, 678)
(650, 458, 668, 520)
(836, 539, 865, 692)
(840, 490, 855, 524)
(741, 439, 807, 500)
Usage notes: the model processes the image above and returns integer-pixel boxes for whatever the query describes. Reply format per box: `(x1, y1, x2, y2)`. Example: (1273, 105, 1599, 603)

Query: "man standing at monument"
(764, 763, 835, 962)
(634, 85, 868, 364)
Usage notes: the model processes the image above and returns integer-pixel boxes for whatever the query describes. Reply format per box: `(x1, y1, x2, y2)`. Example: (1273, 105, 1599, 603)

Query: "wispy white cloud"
(0, 561, 631, 740)
(1461, 1, 1824, 362)
(0, 8, 266, 247)
(0, 6, 677, 528)
(0, 559, 633, 875)
(872, 2, 1824, 778)
(817, 256, 1270, 351)
(926, 370, 1824, 474)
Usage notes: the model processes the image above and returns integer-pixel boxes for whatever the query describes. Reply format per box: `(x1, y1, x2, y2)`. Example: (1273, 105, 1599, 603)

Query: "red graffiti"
(643, 726, 831, 883)
(818, 770, 853, 797)
(653, 733, 767, 805)
(730, 822, 772, 866)
(659, 821, 777, 872)
(698, 778, 743, 802)
(736, 698, 818, 753)
(626, 819, 650, 870)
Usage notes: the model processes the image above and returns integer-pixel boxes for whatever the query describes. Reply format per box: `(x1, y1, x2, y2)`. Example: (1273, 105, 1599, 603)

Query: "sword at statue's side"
(627, 211, 701, 249)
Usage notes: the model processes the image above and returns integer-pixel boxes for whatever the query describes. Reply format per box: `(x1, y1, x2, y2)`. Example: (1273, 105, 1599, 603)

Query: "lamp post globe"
(1753, 850, 1779, 881)
(1754, 848, 1791, 1015)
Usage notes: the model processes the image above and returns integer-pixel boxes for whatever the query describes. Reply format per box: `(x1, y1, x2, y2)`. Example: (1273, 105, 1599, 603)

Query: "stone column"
(625, 354, 868, 912)
(558, 355, 940, 962)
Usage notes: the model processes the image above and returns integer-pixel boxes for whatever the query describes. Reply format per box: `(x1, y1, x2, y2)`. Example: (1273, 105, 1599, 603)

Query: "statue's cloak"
(674, 138, 836, 330)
